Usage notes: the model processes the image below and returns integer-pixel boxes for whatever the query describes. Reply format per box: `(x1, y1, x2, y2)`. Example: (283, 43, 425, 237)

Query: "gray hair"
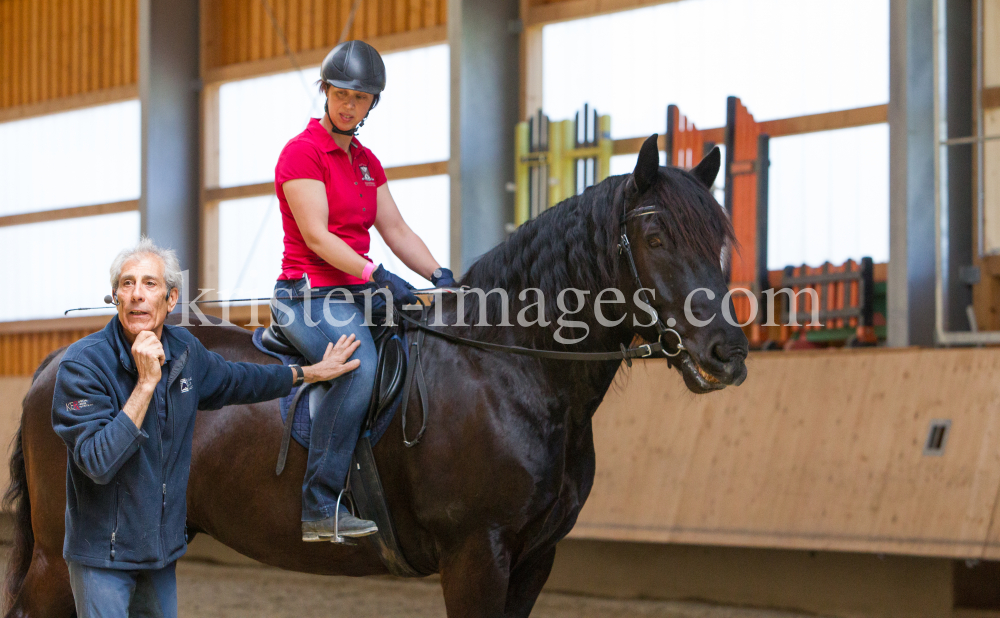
(110, 236, 182, 295)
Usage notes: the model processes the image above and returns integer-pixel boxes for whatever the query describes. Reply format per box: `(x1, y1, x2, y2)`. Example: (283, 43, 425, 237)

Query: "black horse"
(3, 135, 747, 618)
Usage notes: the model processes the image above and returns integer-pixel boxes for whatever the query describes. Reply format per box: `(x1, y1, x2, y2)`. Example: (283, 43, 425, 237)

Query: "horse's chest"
(525, 434, 596, 547)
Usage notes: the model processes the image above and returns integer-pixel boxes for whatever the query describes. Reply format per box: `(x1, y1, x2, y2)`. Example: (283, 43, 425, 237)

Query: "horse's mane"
(454, 166, 735, 344)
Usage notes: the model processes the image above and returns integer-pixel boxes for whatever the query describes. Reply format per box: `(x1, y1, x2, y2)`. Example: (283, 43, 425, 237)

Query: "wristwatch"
(290, 364, 305, 387)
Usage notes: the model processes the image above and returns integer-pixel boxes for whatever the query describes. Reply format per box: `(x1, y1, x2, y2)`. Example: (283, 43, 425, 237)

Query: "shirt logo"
(180, 378, 193, 393)
(65, 399, 93, 411)
(359, 165, 374, 183)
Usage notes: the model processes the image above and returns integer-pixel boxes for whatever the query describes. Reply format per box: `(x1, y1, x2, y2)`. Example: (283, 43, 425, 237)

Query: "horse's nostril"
(712, 343, 730, 363)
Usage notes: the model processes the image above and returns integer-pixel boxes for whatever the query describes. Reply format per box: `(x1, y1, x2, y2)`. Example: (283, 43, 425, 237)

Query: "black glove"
(372, 265, 418, 306)
(430, 267, 456, 288)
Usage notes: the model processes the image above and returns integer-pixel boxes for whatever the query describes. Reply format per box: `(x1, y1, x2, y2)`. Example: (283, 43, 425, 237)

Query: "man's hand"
(302, 334, 362, 383)
(132, 331, 165, 390)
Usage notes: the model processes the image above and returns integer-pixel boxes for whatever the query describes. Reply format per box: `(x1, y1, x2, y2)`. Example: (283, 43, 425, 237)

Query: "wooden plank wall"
(203, 0, 448, 71)
(0, 330, 97, 376)
(573, 347, 1000, 559)
(0, 0, 138, 111)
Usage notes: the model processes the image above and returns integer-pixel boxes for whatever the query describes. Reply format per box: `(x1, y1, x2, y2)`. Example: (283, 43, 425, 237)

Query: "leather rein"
(396, 204, 686, 368)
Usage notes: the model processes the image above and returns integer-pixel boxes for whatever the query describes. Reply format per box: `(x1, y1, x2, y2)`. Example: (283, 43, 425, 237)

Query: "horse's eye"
(647, 236, 662, 248)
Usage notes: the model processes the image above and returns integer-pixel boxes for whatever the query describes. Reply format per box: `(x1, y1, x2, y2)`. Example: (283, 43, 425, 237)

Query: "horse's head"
(619, 135, 748, 393)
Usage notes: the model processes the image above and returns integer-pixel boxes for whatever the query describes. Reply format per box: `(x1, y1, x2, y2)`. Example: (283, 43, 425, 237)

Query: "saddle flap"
(365, 333, 407, 431)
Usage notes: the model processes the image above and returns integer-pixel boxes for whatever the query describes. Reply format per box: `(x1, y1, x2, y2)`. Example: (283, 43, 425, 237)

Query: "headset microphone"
(104, 294, 118, 306)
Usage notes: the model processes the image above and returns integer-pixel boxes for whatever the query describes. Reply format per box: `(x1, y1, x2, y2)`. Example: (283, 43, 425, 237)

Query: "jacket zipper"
(157, 392, 166, 559)
(110, 481, 120, 560)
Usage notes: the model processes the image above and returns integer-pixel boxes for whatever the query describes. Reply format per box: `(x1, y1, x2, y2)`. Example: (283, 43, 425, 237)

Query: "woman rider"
(271, 40, 455, 542)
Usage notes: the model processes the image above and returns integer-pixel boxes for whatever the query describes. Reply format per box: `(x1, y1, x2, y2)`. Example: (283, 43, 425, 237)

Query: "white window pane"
(359, 44, 450, 168)
(370, 175, 450, 287)
(218, 196, 285, 300)
(219, 44, 449, 188)
(0, 212, 140, 322)
(543, 0, 888, 137)
(767, 124, 889, 269)
(0, 101, 141, 216)
(219, 72, 324, 188)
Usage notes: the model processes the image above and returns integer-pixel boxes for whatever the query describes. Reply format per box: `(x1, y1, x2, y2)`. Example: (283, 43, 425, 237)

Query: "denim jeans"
(271, 279, 380, 521)
(67, 560, 177, 618)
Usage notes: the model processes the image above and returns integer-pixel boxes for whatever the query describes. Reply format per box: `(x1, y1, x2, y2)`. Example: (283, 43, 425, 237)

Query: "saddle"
(252, 309, 427, 577)
(259, 318, 407, 445)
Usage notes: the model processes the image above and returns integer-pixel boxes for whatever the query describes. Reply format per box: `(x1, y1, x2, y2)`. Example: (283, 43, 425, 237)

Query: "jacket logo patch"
(65, 399, 93, 411)
(359, 165, 374, 182)
(180, 378, 193, 393)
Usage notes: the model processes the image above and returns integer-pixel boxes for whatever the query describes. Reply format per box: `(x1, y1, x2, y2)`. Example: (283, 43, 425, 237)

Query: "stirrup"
(330, 489, 351, 545)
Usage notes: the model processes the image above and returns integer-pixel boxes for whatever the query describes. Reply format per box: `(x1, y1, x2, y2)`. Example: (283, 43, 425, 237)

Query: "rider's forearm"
(306, 232, 373, 280)
(382, 225, 440, 280)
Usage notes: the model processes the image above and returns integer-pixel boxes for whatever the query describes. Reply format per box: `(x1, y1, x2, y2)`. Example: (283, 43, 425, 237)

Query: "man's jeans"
(67, 560, 177, 618)
(271, 279, 380, 521)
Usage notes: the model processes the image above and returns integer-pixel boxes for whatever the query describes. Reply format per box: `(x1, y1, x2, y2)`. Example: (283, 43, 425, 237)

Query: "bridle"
(617, 203, 686, 358)
(395, 198, 687, 365)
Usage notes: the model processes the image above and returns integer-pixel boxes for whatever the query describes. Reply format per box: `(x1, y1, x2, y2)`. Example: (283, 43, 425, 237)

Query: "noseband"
(618, 204, 686, 358)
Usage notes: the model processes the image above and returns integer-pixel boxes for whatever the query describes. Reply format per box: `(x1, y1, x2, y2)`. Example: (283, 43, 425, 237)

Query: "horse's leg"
(503, 546, 556, 618)
(439, 534, 511, 618)
(5, 547, 74, 618)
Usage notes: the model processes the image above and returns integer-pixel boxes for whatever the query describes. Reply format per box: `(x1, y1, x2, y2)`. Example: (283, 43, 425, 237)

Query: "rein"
(396, 203, 686, 368)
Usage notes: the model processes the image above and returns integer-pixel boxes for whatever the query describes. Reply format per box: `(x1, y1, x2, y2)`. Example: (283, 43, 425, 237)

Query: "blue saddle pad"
(251, 327, 404, 449)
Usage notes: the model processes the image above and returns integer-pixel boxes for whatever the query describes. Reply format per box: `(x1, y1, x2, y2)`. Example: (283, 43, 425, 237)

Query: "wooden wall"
(0, 315, 109, 377)
(574, 347, 1000, 559)
(0, 0, 138, 111)
(202, 0, 448, 72)
(0, 330, 97, 376)
(0, 0, 446, 115)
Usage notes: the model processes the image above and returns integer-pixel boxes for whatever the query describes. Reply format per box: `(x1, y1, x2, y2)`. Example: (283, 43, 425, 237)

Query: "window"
(218, 44, 450, 188)
(369, 175, 450, 287)
(0, 101, 142, 322)
(0, 101, 141, 215)
(0, 212, 140, 322)
(543, 0, 889, 268)
(767, 124, 889, 268)
(217, 195, 284, 300)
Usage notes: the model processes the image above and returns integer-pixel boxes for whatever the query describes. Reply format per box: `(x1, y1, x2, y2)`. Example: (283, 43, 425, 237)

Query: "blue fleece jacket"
(51, 315, 293, 569)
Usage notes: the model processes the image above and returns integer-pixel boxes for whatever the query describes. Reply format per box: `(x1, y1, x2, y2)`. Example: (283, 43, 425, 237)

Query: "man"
(51, 237, 362, 618)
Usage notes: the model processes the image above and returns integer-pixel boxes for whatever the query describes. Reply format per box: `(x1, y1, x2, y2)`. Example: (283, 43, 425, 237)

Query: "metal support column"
(139, 0, 201, 289)
(942, 0, 974, 333)
(888, 0, 936, 347)
(449, 0, 520, 271)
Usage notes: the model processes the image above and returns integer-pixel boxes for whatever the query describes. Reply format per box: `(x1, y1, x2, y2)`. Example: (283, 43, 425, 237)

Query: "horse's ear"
(691, 146, 721, 190)
(632, 134, 660, 194)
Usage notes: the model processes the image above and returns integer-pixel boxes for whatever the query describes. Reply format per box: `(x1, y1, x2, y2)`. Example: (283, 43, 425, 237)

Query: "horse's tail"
(3, 424, 33, 612)
(2, 347, 60, 612)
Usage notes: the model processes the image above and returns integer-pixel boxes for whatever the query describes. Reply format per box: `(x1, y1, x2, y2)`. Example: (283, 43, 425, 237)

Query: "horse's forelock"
(647, 167, 735, 264)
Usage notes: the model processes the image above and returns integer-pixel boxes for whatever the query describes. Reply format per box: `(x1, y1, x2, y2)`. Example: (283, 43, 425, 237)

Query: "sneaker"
(302, 511, 378, 542)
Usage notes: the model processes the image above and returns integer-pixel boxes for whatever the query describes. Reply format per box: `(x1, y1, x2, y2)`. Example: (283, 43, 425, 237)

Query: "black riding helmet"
(321, 40, 386, 136)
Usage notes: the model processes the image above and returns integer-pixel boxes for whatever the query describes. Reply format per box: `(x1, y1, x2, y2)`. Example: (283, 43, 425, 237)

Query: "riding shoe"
(302, 511, 378, 541)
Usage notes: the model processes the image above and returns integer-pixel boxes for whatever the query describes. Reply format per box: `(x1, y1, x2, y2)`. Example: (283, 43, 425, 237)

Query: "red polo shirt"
(275, 118, 387, 287)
